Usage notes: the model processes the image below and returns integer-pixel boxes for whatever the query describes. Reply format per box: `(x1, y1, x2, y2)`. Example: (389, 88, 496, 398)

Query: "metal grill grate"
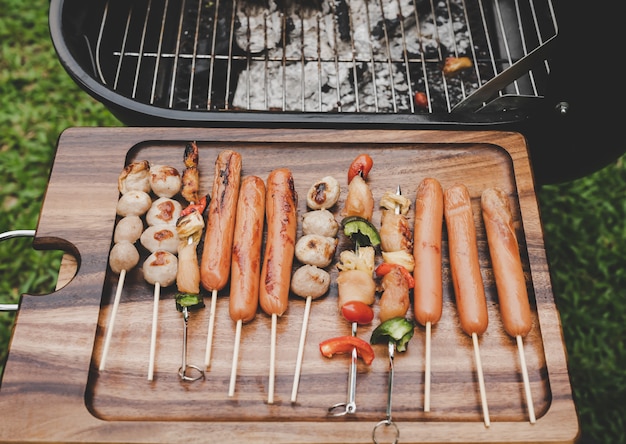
(91, 0, 557, 114)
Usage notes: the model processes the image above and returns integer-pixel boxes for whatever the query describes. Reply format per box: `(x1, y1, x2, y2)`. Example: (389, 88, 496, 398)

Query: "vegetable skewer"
(326, 154, 377, 416)
(371, 186, 415, 441)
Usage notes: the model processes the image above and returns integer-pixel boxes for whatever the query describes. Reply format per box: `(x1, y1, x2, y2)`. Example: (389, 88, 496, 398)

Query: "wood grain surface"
(0, 127, 578, 443)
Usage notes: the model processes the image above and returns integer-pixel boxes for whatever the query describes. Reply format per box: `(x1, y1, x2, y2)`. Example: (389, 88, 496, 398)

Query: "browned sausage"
(229, 176, 266, 323)
(413, 178, 444, 327)
(481, 187, 532, 338)
(259, 168, 298, 316)
(200, 150, 242, 292)
(444, 184, 488, 336)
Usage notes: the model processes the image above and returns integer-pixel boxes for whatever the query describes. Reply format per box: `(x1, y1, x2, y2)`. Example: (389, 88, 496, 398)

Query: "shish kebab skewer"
(200, 150, 242, 369)
(175, 142, 208, 382)
(100, 160, 151, 372)
(324, 154, 377, 417)
(444, 183, 490, 427)
(481, 187, 535, 423)
(227, 175, 266, 397)
(370, 186, 416, 444)
(259, 168, 298, 405)
(289, 176, 340, 403)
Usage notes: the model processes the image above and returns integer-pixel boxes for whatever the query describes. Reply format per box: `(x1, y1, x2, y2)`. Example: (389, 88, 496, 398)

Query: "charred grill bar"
(80, 0, 557, 115)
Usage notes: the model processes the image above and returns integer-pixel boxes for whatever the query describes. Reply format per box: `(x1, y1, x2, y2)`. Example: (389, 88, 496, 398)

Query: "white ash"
(232, 0, 476, 112)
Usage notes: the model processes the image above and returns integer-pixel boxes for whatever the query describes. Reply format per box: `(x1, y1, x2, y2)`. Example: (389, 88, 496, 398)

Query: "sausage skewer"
(200, 150, 242, 369)
(259, 168, 298, 404)
(412, 178, 444, 411)
(444, 184, 490, 427)
(481, 187, 535, 423)
(227, 176, 266, 397)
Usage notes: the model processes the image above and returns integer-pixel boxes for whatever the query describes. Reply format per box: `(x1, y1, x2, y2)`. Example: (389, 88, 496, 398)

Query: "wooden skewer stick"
(148, 282, 161, 381)
(268, 313, 278, 404)
(291, 295, 312, 403)
(472, 332, 490, 427)
(424, 321, 432, 412)
(517, 335, 536, 423)
(228, 319, 243, 397)
(99, 269, 127, 371)
(204, 288, 218, 369)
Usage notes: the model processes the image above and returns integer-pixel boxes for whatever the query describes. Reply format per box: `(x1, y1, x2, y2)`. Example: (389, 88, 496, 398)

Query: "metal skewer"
(327, 320, 358, 416)
(178, 304, 205, 381)
(372, 341, 400, 444)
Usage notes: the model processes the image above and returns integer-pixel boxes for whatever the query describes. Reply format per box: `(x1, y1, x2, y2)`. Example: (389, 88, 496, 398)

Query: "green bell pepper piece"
(370, 317, 415, 352)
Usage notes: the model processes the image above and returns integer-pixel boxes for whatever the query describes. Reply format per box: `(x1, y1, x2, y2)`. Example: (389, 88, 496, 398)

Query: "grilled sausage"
(200, 150, 242, 292)
(481, 187, 532, 338)
(412, 178, 444, 327)
(259, 168, 298, 316)
(229, 176, 266, 323)
(444, 184, 488, 336)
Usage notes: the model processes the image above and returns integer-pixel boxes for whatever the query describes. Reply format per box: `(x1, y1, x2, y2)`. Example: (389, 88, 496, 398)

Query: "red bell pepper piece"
(375, 262, 415, 289)
(180, 195, 207, 217)
(319, 335, 375, 365)
(347, 154, 374, 184)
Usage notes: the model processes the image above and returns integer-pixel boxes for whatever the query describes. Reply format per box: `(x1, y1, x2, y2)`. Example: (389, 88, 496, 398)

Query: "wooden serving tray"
(0, 128, 578, 443)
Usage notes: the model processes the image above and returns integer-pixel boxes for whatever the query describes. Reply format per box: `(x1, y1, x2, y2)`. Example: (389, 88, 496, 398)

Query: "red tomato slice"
(347, 154, 373, 184)
(341, 301, 374, 324)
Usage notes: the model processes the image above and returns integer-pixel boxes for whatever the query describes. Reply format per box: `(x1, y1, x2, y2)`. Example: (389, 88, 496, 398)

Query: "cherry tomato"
(414, 91, 428, 109)
(375, 262, 415, 289)
(319, 335, 375, 365)
(347, 154, 374, 184)
(341, 300, 375, 324)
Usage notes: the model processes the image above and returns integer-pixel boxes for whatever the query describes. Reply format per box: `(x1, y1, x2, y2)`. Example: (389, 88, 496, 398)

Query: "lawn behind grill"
(1, 1, 625, 443)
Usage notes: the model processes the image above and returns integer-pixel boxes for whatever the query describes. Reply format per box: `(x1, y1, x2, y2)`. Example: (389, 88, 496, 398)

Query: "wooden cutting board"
(0, 128, 578, 443)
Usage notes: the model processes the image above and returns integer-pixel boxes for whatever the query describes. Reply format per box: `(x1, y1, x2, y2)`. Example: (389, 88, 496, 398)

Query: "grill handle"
(0, 230, 36, 312)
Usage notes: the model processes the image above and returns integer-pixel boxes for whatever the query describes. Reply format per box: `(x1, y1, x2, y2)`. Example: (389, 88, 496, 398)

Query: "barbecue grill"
(49, 0, 623, 183)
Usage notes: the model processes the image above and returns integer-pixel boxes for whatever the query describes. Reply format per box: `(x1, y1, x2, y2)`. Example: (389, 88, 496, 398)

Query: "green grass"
(1, 1, 625, 443)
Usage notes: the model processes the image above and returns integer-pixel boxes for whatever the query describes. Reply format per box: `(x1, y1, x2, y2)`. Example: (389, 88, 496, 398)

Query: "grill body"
(49, 0, 624, 184)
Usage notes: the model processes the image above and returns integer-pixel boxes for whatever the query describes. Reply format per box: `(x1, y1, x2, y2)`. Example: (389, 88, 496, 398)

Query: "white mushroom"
(113, 215, 144, 244)
(290, 265, 331, 299)
(140, 224, 180, 254)
(108, 240, 140, 274)
(306, 176, 340, 210)
(142, 250, 178, 287)
(118, 160, 151, 194)
(150, 164, 182, 198)
(145, 197, 183, 226)
(116, 190, 152, 217)
(301, 209, 339, 237)
(294, 234, 338, 268)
